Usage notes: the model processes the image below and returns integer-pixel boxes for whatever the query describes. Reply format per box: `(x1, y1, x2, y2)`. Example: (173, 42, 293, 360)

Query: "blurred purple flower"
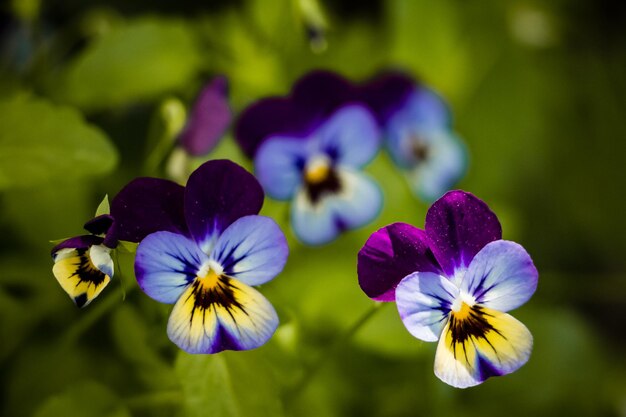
(135, 160, 288, 354)
(51, 178, 186, 307)
(361, 72, 467, 202)
(235, 71, 383, 245)
(178, 76, 232, 156)
(358, 190, 537, 388)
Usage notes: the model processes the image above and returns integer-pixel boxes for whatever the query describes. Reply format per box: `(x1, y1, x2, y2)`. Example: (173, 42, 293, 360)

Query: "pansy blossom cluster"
(235, 70, 467, 245)
(50, 70, 537, 391)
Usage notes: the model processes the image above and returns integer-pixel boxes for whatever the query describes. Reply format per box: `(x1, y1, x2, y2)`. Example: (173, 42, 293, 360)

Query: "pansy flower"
(362, 72, 467, 202)
(165, 76, 232, 181)
(51, 179, 187, 307)
(357, 191, 538, 388)
(177, 76, 231, 157)
(236, 71, 383, 245)
(135, 160, 288, 353)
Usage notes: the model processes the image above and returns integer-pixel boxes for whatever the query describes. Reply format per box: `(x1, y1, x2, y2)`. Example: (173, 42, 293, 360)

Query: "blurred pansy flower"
(164, 76, 232, 181)
(362, 72, 467, 202)
(236, 71, 383, 245)
(357, 191, 537, 388)
(177, 76, 231, 157)
(135, 160, 288, 354)
(51, 179, 187, 307)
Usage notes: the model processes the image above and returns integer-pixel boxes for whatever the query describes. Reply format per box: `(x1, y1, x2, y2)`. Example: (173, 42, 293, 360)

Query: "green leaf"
(116, 240, 138, 254)
(0, 94, 118, 190)
(53, 18, 200, 110)
(176, 350, 285, 417)
(95, 194, 110, 216)
(110, 305, 177, 389)
(33, 381, 131, 417)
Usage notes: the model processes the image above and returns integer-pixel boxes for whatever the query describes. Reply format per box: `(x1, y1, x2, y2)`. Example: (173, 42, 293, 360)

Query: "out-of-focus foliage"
(1, 0, 624, 416)
(0, 94, 117, 189)
(50, 18, 201, 111)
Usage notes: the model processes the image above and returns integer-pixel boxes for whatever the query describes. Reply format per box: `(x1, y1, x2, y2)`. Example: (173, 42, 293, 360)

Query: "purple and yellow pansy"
(134, 160, 288, 354)
(51, 178, 186, 307)
(358, 190, 537, 388)
(236, 71, 383, 245)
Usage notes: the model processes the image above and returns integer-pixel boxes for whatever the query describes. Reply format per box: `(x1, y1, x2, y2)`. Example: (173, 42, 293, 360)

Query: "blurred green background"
(1, 0, 624, 416)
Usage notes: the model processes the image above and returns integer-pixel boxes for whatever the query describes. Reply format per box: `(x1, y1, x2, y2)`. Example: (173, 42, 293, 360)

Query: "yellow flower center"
(304, 155, 331, 184)
(196, 260, 224, 289)
(451, 301, 472, 321)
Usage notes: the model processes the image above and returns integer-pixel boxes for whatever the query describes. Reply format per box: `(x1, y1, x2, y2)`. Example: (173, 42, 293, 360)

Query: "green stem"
(287, 302, 387, 401)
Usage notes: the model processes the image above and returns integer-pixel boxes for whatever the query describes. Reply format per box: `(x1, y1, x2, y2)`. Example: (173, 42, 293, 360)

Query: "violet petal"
(184, 160, 264, 253)
(107, 177, 187, 245)
(357, 222, 442, 301)
(178, 76, 232, 156)
(425, 190, 502, 277)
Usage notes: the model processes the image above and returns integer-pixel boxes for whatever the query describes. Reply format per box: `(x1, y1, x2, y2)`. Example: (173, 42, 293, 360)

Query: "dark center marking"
(448, 303, 503, 360)
(71, 249, 107, 287)
(410, 135, 430, 162)
(187, 273, 248, 325)
(303, 157, 342, 205)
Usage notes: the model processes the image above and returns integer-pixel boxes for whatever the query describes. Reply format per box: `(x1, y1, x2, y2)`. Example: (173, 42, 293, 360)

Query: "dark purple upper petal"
(357, 222, 442, 301)
(234, 71, 361, 158)
(184, 160, 264, 251)
(51, 235, 104, 257)
(107, 178, 187, 246)
(235, 97, 314, 158)
(178, 76, 232, 156)
(425, 190, 502, 277)
(291, 70, 358, 116)
(359, 71, 415, 125)
(83, 214, 114, 236)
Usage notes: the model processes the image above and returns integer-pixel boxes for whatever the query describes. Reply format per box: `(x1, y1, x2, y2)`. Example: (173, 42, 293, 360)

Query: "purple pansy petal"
(51, 235, 104, 258)
(357, 223, 442, 302)
(255, 135, 308, 200)
(425, 191, 502, 277)
(359, 71, 415, 125)
(317, 105, 381, 168)
(406, 130, 467, 202)
(235, 97, 314, 158)
(291, 70, 357, 116)
(210, 215, 288, 286)
(135, 231, 208, 304)
(184, 160, 264, 253)
(83, 214, 114, 236)
(167, 277, 278, 354)
(400, 88, 451, 128)
(178, 76, 232, 156)
(107, 178, 187, 246)
(461, 240, 538, 312)
(290, 169, 381, 246)
(396, 271, 459, 342)
(434, 307, 533, 388)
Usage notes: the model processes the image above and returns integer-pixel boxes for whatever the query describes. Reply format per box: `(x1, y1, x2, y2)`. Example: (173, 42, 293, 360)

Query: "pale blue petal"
(396, 271, 459, 342)
(135, 231, 208, 304)
(210, 215, 289, 286)
(316, 104, 381, 168)
(407, 129, 467, 202)
(255, 135, 309, 200)
(461, 240, 538, 312)
(291, 168, 382, 245)
(403, 88, 451, 127)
